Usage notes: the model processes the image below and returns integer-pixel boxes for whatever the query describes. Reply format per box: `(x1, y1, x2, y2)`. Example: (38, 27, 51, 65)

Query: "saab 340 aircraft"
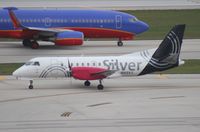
(13, 25, 185, 90)
(0, 7, 149, 49)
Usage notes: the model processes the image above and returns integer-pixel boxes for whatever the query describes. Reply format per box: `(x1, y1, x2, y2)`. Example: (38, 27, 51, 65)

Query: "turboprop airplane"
(0, 7, 149, 49)
(13, 24, 185, 90)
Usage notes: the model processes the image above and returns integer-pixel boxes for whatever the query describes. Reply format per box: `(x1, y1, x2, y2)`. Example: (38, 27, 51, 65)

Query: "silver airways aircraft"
(13, 24, 185, 90)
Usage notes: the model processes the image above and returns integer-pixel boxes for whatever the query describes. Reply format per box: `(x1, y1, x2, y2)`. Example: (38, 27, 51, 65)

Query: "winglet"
(3, 7, 23, 29)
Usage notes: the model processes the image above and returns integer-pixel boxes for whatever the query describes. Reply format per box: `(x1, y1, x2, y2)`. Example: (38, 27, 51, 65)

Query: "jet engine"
(55, 31, 84, 46)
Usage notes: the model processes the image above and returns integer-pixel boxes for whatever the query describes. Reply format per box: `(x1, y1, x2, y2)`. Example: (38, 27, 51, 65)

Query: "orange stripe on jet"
(8, 10, 21, 29)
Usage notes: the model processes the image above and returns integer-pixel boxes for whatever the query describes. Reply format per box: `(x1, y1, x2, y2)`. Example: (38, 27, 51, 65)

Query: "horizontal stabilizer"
(3, 7, 18, 10)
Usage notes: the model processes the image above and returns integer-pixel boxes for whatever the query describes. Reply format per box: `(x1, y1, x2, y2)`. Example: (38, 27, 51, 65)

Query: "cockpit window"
(129, 17, 138, 22)
(25, 61, 33, 66)
(25, 61, 40, 66)
(34, 61, 40, 66)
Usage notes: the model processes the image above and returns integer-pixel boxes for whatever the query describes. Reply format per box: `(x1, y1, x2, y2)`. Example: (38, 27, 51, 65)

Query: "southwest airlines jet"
(13, 25, 185, 90)
(0, 7, 149, 49)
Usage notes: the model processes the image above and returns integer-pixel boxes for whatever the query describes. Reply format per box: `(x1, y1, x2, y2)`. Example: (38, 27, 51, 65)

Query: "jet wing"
(23, 27, 74, 37)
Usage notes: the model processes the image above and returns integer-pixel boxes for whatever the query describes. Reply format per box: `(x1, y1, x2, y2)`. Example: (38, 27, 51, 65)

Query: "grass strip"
(122, 9, 200, 40)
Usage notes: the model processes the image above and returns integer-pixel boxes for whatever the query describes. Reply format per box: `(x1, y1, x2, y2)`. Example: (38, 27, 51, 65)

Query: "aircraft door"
(115, 15, 122, 29)
(45, 17, 51, 27)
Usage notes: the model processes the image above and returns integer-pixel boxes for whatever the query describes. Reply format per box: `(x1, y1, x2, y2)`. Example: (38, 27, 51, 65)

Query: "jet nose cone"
(136, 21, 149, 34)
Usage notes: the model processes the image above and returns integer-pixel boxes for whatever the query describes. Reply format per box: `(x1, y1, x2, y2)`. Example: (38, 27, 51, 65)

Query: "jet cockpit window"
(129, 17, 138, 22)
(25, 61, 40, 66)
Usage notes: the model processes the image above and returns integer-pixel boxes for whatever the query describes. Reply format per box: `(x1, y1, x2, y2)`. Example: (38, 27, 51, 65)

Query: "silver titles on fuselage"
(103, 59, 142, 71)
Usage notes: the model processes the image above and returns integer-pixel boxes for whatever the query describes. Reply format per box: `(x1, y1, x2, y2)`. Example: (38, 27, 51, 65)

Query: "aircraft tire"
(29, 85, 33, 89)
(23, 39, 31, 47)
(31, 41, 39, 49)
(84, 80, 91, 86)
(97, 84, 104, 90)
(117, 41, 123, 46)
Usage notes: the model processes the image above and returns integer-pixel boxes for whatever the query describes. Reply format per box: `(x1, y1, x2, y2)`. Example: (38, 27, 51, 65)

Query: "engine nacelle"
(55, 31, 84, 46)
(71, 67, 107, 80)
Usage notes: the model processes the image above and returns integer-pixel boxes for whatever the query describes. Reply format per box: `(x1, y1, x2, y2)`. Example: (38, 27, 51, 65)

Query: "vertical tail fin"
(3, 7, 24, 29)
(139, 24, 186, 75)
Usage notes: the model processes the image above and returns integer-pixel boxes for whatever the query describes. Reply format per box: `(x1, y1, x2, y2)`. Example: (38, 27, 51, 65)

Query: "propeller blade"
(68, 59, 72, 77)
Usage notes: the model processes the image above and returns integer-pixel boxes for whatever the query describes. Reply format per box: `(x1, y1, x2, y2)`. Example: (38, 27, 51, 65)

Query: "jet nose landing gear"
(117, 39, 123, 47)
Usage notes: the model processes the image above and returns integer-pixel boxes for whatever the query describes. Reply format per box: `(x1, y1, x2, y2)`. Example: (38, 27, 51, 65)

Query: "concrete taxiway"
(0, 39, 199, 63)
(0, 74, 200, 131)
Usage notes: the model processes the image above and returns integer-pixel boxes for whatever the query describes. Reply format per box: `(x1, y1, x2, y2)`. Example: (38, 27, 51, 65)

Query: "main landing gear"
(23, 39, 39, 49)
(84, 80, 91, 86)
(117, 39, 123, 47)
(84, 80, 104, 90)
(29, 80, 34, 89)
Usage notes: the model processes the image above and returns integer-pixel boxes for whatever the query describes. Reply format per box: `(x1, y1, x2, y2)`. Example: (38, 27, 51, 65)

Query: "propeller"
(68, 59, 72, 77)
(68, 59, 73, 86)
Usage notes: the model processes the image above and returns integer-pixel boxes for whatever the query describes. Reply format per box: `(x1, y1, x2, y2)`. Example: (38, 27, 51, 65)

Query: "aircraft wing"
(91, 69, 117, 77)
(23, 26, 74, 37)
(71, 67, 117, 80)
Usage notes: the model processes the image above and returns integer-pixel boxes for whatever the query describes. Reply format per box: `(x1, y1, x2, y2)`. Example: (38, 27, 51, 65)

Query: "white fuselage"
(13, 49, 155, 79)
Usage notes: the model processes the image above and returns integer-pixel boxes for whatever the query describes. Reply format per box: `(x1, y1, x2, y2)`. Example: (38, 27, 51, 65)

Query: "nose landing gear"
(29, 80, 34, 89)
(117, 39, 123, 46)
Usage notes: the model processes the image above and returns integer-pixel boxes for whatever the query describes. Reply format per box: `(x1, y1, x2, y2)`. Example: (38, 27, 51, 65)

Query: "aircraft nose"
(12, 67, 24, 78)
(135, 21, 149, 34)
(12, 69, 21, 77)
